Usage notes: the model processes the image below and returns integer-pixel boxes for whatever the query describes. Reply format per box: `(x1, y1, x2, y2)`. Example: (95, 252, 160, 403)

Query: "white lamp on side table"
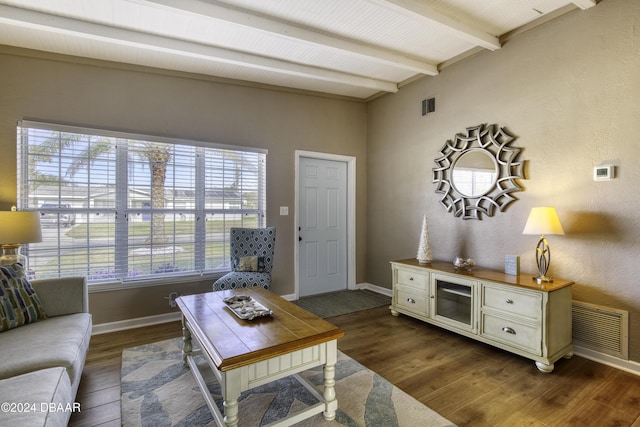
(0, 207, 42, 271)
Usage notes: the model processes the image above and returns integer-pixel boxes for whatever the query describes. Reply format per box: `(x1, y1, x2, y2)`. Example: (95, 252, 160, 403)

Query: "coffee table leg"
(323, 340, 338, 421)
(223, 370, 241, 427)
(181, 315, 192, 367)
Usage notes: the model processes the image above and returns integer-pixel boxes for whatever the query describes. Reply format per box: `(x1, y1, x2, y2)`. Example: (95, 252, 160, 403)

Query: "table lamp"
(0, 207, 43, 271)
(522, 207, 564, 283)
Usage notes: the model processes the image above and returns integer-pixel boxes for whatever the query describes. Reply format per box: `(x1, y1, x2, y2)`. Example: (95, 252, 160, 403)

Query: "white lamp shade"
(522, 207, 565, 236)
(0, 211, 43, 244)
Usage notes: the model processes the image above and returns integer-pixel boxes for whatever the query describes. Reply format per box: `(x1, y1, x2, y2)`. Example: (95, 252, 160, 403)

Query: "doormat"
(293, 290, 390, 318)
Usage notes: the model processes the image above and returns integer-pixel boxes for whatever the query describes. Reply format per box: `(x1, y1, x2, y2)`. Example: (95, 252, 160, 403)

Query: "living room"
(1, 0, 639, 425)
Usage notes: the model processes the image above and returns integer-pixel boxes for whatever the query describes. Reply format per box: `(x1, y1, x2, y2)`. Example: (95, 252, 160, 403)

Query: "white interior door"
(298, 157, 347, 297)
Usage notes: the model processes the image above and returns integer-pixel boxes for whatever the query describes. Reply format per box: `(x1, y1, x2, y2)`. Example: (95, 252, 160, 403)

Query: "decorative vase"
(416, 213, 432, 264)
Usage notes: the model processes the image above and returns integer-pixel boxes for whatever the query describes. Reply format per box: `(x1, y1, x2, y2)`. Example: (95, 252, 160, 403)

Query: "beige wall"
(0, 49, 368, 325)
(367, 0, 640, 361)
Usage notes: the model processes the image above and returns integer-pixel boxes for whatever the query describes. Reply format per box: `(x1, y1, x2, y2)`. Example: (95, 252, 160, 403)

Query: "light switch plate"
(505, 255, 520, 276)
(279, 206, 289, 216)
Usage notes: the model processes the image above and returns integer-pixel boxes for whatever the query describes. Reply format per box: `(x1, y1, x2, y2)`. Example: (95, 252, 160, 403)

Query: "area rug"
(292, 290, 391, 318)
(121, 338, 454, 427)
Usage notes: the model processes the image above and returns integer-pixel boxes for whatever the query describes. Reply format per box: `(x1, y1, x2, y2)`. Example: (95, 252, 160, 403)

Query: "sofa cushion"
(0, 367, 73, 427)
(0, 312, 92, 394)
(0, 263, 47, 331)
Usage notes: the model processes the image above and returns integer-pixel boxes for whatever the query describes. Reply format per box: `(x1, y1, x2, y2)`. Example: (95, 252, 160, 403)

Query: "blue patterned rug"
(121, 338, 454, 426)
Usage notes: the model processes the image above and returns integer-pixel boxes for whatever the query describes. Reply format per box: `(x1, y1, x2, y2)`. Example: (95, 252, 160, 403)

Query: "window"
(17, 121, 267, 286)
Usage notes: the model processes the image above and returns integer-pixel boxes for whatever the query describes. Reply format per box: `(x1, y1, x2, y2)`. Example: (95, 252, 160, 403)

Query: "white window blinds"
(17, 121, 267, 285)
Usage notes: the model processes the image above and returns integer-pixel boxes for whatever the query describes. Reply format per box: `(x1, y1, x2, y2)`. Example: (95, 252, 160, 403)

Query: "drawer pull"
(409, 276, 414, 281)
(407, 298, 416, 304)
(502, 326, 516, 335)
(505, 299, 513, 304)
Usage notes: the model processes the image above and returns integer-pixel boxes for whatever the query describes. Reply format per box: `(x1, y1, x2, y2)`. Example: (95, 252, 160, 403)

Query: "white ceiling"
(0, 0, 597, 99)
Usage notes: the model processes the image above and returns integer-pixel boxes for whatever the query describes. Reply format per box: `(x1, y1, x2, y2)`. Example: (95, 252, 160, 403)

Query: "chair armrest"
(30, 277, 89, 317)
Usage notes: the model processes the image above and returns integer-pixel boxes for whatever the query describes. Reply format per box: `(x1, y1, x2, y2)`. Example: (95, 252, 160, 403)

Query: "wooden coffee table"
(176, 288, 345, 427)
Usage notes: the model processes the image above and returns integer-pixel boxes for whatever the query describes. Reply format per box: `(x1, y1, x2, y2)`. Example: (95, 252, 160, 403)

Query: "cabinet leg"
(390, 307, 399, 316)
(564, 351, 574, 359)
(535, 361, 554, 373)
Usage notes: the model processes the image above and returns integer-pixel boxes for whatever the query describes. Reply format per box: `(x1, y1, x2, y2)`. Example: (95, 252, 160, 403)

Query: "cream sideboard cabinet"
(390, 259, 574, 373)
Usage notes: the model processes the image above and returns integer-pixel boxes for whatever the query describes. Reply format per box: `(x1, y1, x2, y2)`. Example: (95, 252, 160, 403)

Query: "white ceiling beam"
(144, 0, 438, 76)
(571, 0, 597, 10)
(369, 0, 501, 51)
(0, 4, 398, 93)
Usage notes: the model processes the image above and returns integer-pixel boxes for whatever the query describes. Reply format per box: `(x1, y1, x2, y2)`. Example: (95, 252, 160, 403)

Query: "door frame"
(294, 150, 356, 299)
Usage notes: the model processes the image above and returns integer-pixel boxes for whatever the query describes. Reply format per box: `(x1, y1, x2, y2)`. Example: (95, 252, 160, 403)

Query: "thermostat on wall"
(594, 165, 614, 181)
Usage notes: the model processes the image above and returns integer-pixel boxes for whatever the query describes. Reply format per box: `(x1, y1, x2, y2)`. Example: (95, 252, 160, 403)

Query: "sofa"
(0, 265, 92, 427)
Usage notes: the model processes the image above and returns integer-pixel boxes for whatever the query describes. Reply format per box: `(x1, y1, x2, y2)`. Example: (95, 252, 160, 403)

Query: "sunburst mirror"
(432, 124, 524, 220)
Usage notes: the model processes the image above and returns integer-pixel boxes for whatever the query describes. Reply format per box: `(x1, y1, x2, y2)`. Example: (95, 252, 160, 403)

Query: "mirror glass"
(451, 149, 498, 197)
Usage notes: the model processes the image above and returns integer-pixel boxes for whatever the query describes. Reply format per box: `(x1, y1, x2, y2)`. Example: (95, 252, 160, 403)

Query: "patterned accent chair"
(212, 227, 276, 291)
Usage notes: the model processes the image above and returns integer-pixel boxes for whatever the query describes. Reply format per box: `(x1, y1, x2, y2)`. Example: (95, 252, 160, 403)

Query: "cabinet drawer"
(481, 313, 541, 355)
(395, 286, 428, 316)
(396, 268, 428, 290)
(482, 284, 541, 321)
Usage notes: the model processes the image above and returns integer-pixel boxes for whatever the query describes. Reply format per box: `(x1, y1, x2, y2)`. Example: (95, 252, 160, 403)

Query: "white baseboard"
(356, 282, 393, 298)
(92, 312, 182, 335)
(574, 345, 640, 376)
(284, 283, 391, 301)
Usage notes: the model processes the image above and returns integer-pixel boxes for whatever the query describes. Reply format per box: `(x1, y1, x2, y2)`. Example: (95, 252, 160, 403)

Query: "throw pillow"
(232, 256, 265, 272)
(0, 263, 47, 332)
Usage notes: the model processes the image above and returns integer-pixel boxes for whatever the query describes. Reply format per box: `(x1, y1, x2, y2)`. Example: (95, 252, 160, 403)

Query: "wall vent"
(421, 97, 436, 116)
(572, 300, 628, 360)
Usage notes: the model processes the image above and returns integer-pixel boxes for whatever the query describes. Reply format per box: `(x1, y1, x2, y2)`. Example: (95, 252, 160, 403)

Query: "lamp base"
(533, 236, 554, 285)
(533, 274, 553, 284)
(0, 244, 27, 270)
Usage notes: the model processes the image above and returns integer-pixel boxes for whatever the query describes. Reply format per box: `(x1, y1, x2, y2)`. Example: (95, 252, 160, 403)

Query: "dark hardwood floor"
(70, 306, 640, 426)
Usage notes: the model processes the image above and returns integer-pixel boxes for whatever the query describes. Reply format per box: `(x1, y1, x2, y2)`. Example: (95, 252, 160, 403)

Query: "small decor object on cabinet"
(416, 213, 433, 264)
(453, 257, 474, 271)
(504, 255, 520, 276)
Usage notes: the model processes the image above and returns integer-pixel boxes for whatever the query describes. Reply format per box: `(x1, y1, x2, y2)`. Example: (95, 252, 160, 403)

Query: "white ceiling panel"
(0, 0, 597, 99)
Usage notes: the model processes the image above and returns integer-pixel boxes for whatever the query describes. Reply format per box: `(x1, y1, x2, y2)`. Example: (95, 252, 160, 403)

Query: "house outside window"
(17, 121, 267, 287)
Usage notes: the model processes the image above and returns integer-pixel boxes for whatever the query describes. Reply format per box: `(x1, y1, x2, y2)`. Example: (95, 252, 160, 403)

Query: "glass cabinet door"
(432, 274, 477, 333)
